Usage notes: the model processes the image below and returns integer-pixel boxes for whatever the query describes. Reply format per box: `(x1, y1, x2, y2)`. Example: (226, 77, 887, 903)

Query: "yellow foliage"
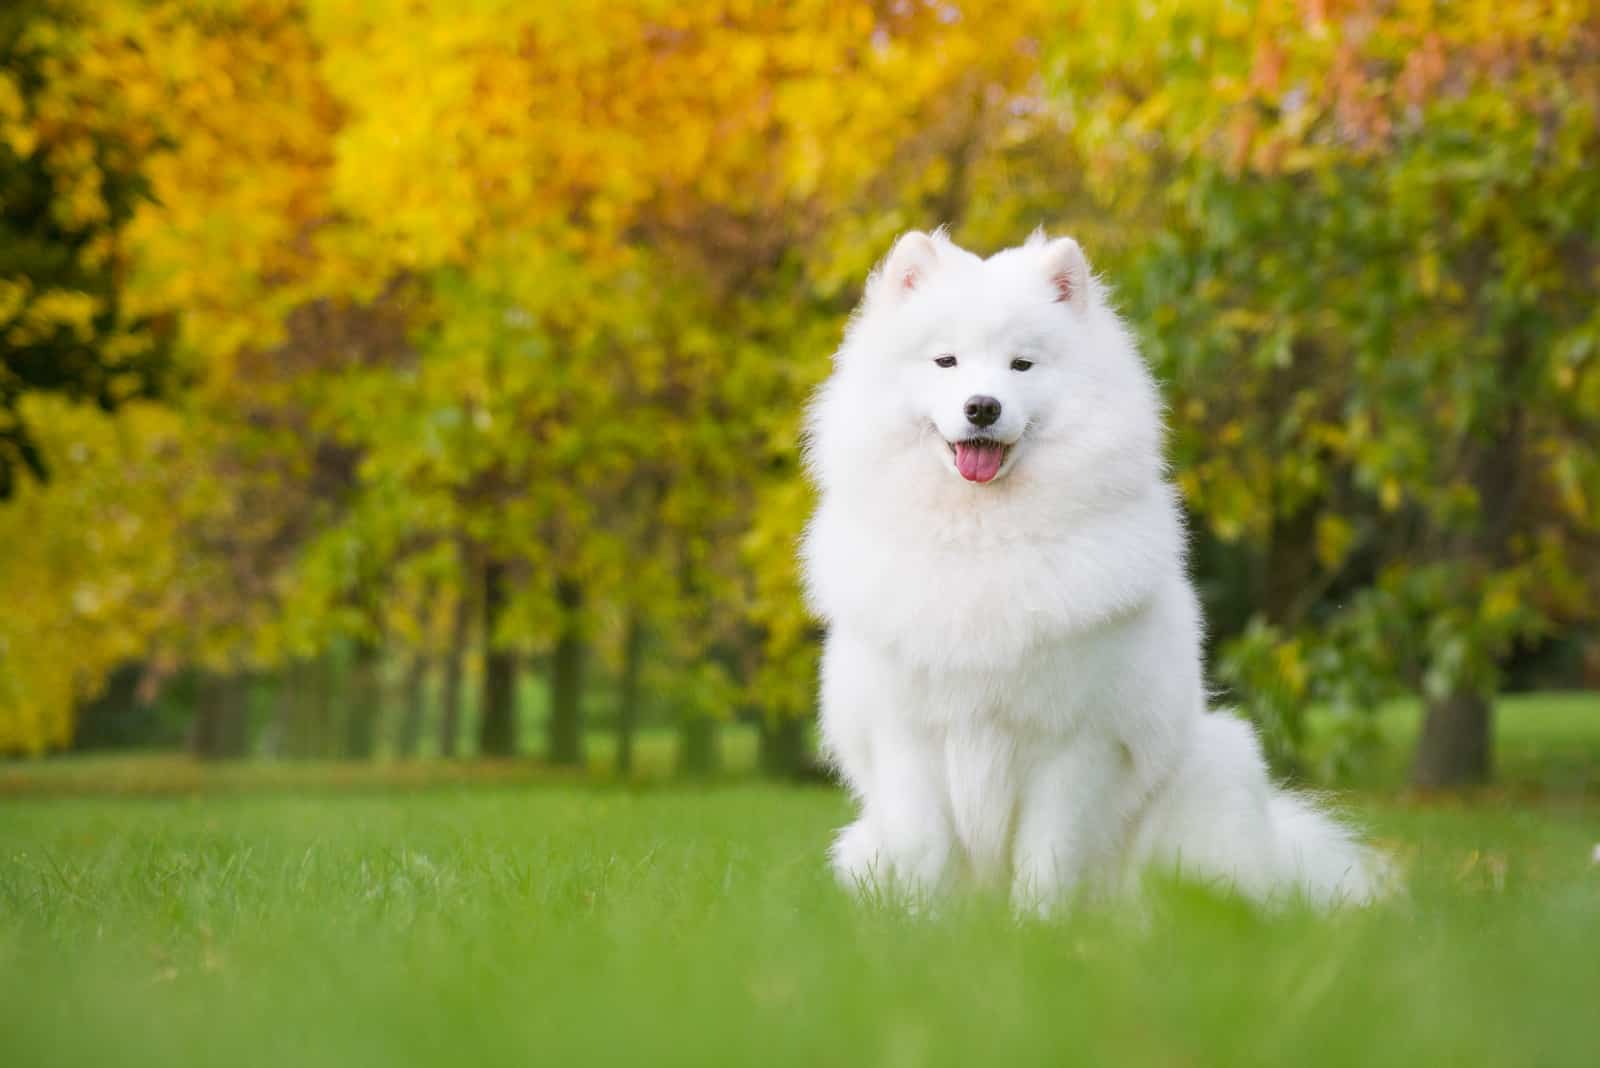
(0, 398, 183, 754)
(1315, 514, 1356, 570)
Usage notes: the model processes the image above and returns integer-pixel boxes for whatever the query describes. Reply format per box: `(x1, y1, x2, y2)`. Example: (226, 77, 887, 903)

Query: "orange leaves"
(1069, 0, 1597, 186)
(1397, 31, 1447, 107)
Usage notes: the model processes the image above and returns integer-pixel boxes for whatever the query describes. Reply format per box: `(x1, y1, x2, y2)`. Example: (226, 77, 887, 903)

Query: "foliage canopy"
(1, 0, 1595, 771)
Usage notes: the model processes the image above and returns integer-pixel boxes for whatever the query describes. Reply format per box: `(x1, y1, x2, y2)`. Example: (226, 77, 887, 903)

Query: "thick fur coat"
(801, 230, 1383, 910)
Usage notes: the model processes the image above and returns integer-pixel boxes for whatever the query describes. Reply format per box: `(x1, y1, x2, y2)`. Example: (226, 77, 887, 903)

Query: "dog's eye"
(1011, 358, 1034, 372)
(934, 355, 958, 368)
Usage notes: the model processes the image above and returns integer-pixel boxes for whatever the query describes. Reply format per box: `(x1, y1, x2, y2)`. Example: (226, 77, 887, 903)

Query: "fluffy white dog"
(801, 229, 1384, 911)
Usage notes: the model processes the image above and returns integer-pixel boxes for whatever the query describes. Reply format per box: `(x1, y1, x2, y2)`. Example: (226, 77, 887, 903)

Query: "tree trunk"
(677, 715, 720, 777)
(1412, 690, 1493, 788)
(191, 672, 246, 760)
(547, 579, 586, 767)
(615, 614, 644, 777)
(439, 590, 471, 758)
(1408, 333, 1525, 786)
(189, 674, 224, 759)
(310, 653, 337, 758)
(343, 643, 381, 760)
(274, 662, 294, 759)
(280, 659, 322, 759)
(1261, 506, 1320, 628)
(758, 715, 809, 780)
(221, 673, 251, 758)
(479, 559, 518, 757)
(395, 651, 429, 758)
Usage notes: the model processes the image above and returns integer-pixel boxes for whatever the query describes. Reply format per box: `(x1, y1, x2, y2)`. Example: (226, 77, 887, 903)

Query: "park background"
(2, 3, 1599, 1063)
(4, 0, 1598, 788)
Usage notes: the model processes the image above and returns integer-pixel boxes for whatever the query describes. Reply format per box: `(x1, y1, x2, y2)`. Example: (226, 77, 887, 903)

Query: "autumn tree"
(296, 0, 1054, 767)
(0, 0, 169, 498)
(1043, 0, 1600, 784)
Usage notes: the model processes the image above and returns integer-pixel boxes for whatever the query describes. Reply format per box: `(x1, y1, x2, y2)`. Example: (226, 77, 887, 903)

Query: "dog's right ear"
(868, 230, 941, 307)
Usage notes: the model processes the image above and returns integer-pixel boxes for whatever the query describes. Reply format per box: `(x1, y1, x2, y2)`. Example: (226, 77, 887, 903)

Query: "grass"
(3, 693, 1599, 1066)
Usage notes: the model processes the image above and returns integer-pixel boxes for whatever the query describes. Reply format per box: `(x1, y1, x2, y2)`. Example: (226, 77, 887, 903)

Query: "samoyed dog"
(801, 229, 1384, 911)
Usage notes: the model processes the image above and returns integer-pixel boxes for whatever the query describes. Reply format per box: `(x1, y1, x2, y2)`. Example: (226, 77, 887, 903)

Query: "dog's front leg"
(1010, 734, 1130, 914)
(834, 716, 955, 906)
(821, 633, 955, 905)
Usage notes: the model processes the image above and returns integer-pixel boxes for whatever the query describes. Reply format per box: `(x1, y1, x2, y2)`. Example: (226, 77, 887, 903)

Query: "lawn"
(3, 695, 1599, 1066)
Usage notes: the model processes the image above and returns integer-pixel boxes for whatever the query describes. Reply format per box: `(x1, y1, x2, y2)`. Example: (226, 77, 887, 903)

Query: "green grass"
(3, 788, 1599, 1065)
(4, 693, 1600, 1066)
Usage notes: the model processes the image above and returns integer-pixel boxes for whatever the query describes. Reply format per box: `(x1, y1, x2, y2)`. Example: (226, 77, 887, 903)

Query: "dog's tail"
(1267, 790, 1392, 907)
(1136, 713, 1393, 907)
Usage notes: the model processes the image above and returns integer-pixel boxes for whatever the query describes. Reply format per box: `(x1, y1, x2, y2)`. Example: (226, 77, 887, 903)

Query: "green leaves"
(1040, 0, 1600, 768)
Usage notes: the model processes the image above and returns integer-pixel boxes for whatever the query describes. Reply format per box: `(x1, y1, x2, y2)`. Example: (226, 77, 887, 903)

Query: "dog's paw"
(829, 819, 887, 896)
(830, 819, 953, 910)
(1009, 846, 1094, 918)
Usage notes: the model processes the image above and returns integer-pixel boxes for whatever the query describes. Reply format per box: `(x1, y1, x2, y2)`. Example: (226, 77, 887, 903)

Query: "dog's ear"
(1040, 236, 1090, 313)
(869, 230, 941, 306)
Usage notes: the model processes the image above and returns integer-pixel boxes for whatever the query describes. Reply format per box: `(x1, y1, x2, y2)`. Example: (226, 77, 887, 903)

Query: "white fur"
(801, 229, 1385, 912)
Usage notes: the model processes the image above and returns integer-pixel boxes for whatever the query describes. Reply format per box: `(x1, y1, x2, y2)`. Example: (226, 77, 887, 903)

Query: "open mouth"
(949, 438, 1009, 483)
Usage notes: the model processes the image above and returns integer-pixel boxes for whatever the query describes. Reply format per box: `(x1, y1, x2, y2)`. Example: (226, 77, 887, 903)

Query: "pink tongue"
(954, 441, 1006, 483)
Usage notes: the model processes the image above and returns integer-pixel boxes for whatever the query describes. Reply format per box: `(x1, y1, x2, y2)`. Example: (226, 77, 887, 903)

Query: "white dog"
(801, 229, 1384, 911)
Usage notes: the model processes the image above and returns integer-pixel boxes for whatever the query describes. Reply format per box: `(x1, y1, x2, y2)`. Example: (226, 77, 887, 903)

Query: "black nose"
(964, 395, 1001, 428)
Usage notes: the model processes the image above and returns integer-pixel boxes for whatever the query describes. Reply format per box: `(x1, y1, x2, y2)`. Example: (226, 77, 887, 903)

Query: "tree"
(394, 648, 430, 759)
(0, 0, 170, 499)
(0, 396, 182, 753)
(1041, 0, 1600, 785)
(296, 0, 1054, 766)
(437, 582, 472, 758)
(478, 558, 518, 758)
(0, 0, 355, 752)
(12, 0, 1588, 788)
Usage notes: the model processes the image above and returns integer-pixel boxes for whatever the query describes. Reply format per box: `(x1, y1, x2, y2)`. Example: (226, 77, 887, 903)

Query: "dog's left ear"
(1040, 236, 1090, 313)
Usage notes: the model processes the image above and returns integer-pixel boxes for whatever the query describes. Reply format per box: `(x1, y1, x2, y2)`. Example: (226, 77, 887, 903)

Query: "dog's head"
(808, 230, 1162, 509)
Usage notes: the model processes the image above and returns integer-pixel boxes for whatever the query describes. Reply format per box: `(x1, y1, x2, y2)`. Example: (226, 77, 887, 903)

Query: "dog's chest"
(813, 518, 1087, 668)
(940, 719, 1021, 882)
(909, 619, 1128, 735)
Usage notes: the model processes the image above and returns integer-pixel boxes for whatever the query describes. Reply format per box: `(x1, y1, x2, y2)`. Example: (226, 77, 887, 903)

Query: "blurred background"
(2, 0, 1597, 792)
